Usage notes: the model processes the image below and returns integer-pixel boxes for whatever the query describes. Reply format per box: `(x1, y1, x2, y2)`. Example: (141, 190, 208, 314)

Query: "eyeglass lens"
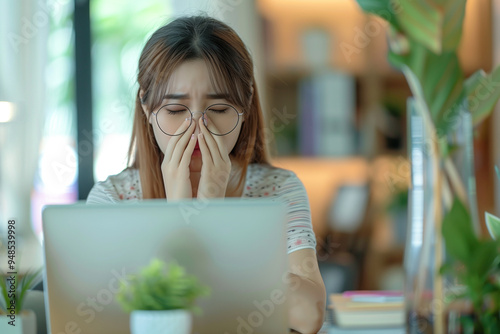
(155, 104, 240, 136)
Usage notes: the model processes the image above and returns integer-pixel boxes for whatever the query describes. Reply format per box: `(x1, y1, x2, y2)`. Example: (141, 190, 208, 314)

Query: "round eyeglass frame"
(152, 103, 245, 137)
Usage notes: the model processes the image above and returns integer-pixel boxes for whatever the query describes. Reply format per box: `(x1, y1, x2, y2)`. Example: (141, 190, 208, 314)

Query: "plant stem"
(415, 92, 445, 333)
(432, 139, 445, 334)
(444, 157, 467, 205)
(442, 176, 453, 212)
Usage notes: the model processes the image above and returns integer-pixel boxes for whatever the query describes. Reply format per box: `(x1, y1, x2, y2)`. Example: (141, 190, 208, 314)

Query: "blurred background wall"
(0, 0, 497, 293)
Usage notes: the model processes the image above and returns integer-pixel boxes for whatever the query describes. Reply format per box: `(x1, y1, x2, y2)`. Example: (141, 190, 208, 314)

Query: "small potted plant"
(116, 258, 210, 334)
(0, 268, 42, 334)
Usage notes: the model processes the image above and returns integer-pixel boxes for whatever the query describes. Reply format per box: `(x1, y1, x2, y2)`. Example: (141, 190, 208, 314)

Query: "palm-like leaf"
(388, 42, 465, 135)
(464, 67, 500, 126)
(486, 212, 500, 240)
(16, 268, 42, 313)
(406, 45, 464, 132)
(357, 0, 467, 54)
(440, 0, 467, 51)
(396, 0, 442, 53)
(0, 267, 42, 314)
(355, 0, 401, 29)
(357, 0, 469, 136)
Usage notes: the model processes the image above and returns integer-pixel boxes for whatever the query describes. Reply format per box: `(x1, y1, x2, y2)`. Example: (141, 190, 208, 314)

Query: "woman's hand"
(161, 118, 197, 200)
(196, 117, 232, 199)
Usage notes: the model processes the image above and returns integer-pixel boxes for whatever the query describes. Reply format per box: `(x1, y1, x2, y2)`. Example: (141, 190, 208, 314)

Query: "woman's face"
(142, 59, 245, 172)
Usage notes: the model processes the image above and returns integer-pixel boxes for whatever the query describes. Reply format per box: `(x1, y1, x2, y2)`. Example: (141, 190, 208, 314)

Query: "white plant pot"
(130, 309, 192, 334)
(0, 309, 37, 334)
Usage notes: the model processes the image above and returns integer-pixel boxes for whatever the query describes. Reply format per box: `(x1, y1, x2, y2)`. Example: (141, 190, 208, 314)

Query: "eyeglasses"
(152, 103, 244, 136)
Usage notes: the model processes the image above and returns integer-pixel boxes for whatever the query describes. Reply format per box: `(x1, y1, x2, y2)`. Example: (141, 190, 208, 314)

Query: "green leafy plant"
(0, 268, 42, 315)
(356, 0, 500, 135)
(116, 259, 210, 315)
(355, 0, 500, 214)
(354, 1, 500, 331)
(441, 198, 500, 333)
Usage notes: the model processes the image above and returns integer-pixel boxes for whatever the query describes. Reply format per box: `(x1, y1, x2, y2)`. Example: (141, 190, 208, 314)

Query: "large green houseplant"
(355, 0, 500, 332)
(116, 258, 210, 334)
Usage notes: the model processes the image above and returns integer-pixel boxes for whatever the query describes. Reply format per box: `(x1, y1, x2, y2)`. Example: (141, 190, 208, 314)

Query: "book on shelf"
(297, 70, 356, 157)
(328, 290, 405, 328)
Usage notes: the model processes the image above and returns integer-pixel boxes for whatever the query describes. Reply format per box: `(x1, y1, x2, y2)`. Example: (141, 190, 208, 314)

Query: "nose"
(191, 111, 204, 136)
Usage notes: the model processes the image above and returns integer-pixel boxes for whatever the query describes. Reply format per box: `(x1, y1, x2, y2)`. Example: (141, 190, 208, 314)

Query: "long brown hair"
(127, 16, 270, 199)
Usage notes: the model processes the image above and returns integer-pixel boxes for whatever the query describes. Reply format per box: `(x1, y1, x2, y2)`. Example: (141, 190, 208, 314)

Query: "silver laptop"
(42, 198, 290, 334)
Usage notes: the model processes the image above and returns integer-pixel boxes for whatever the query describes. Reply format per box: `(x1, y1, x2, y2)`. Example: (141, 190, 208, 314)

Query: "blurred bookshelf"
(258, 0, 494, 291)
(265, 71, 411, 159)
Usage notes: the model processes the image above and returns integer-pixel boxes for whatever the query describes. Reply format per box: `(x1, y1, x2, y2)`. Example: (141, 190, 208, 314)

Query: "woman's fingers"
(196, 117, 232, 199)
(199, 117, 229, 163)
(179, 133, 197, 169)
(197, 131, 212, 165)
(161, 118, 194, 200)
(167, 118, 195, 163)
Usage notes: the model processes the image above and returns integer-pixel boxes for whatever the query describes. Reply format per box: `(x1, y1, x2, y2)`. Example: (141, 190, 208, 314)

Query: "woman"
(87, 15, 326, 333)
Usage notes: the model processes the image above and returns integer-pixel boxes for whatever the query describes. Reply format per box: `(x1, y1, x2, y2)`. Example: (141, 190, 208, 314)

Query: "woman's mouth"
(192, 142, 201, 156)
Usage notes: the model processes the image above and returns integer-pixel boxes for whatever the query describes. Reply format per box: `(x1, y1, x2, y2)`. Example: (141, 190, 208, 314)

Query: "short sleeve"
(277, 171, 317, 254)
(86, 168, 142, 204)
(86, 181, 121, 204)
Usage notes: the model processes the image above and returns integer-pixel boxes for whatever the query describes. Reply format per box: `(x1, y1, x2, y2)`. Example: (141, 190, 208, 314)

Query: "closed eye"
(165, 108, 188, 114)
(207, 108, 228, 114)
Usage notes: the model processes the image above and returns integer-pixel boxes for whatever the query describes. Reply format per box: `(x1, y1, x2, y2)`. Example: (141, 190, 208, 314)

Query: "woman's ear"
(139, 89, 153, 124)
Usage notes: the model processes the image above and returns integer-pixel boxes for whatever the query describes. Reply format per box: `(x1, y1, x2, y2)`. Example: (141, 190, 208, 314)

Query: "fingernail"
(191, 134, 195, 139)
(198, 133, 204, 140)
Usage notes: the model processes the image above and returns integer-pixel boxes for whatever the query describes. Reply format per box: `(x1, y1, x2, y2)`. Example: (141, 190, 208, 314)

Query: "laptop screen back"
(42, 198, 289, 334)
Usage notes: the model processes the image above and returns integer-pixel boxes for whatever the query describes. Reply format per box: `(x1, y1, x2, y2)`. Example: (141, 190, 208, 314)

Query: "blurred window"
(90, 0, 171, 181)
(32, 1, 171, 240)
(32, 1, 76, 240)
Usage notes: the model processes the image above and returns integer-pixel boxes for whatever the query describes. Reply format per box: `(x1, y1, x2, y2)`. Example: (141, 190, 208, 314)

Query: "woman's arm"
(287, 248, 326, 333)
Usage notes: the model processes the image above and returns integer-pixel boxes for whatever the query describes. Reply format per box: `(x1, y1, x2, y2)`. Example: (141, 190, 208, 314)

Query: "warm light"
(0, 101, 15, 123)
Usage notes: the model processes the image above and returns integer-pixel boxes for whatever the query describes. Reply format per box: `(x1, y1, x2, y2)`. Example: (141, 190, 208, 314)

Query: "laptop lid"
(41, 198, 290, 334)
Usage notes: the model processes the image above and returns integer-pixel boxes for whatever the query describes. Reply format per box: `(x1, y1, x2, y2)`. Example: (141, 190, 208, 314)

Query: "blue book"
(298, 77, 316, 156)
(326, 324, 405, 334)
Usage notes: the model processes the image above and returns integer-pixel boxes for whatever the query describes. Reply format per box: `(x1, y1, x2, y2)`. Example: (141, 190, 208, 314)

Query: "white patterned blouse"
(86, 163, 317, 254)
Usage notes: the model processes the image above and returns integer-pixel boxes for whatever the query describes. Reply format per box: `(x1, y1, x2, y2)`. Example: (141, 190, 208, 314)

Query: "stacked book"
(327, 291, 405, 333)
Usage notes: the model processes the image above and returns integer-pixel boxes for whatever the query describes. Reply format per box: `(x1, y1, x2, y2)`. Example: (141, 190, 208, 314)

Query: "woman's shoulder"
(105, 167, 140, 184)
(244, 163, 302, 198)
(247, 163, 295, 178)
(87, 167, 141, 204)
